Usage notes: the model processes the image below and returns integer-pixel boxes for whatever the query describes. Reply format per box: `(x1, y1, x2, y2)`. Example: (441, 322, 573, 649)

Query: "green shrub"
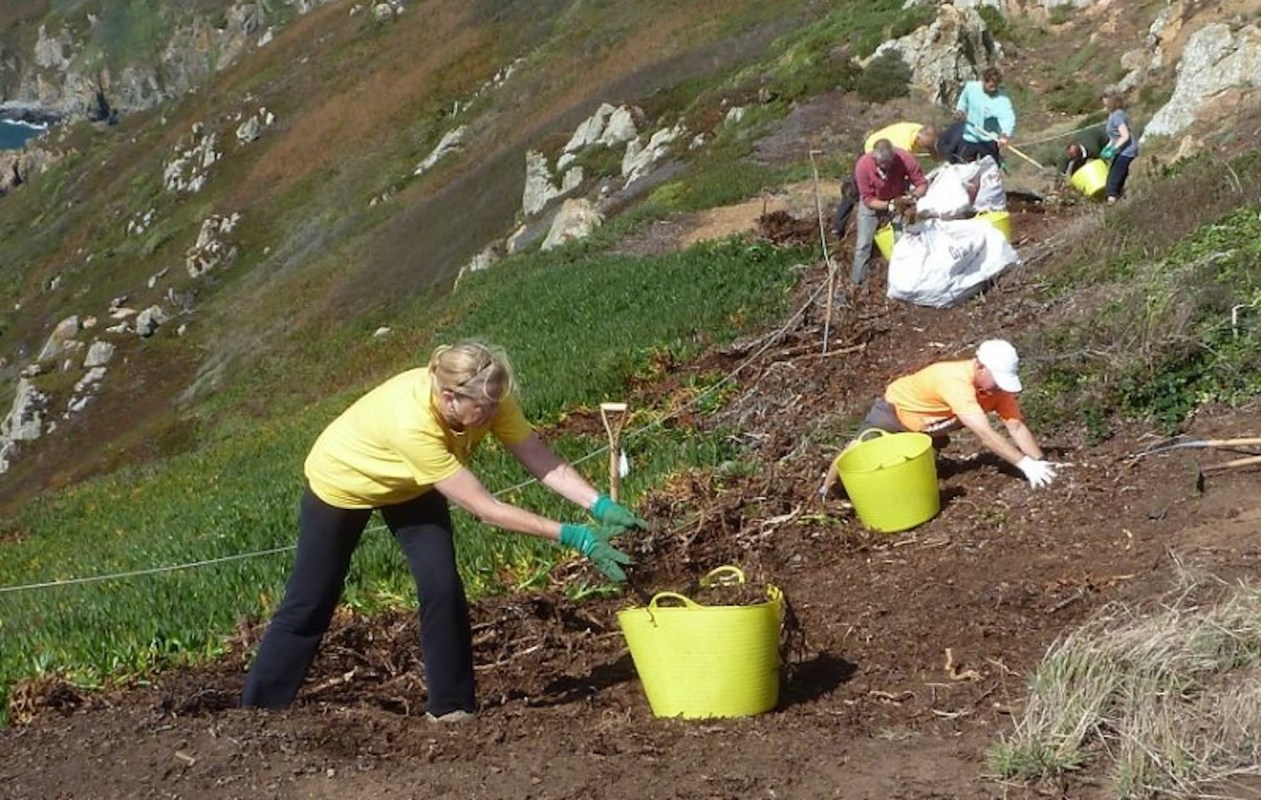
(978, 6, 1008, 39)
(854, 51, 911, 103)
(1046, 81, 1100, 115)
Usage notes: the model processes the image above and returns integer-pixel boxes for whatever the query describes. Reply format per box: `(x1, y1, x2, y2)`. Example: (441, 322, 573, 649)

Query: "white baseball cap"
(976, 339, 1022, 392)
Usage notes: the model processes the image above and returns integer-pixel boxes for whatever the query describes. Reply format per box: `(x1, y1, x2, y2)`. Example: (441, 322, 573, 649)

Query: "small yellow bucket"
(976, 210, 1011, 241)
(835, 429, 940, 533)
(874, 224, 895, 260)
(1069, 158, 1108, 199)
(617, 566, 783, 719)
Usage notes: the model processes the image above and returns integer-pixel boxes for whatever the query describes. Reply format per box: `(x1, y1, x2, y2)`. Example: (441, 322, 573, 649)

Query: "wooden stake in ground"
(600, 402, 629, 502)
(808, 148, 838, 355)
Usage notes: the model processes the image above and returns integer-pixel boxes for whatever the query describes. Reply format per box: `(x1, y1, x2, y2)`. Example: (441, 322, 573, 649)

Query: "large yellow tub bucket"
(976, 210, 1011, 241)
(617, 566, 783, 719)
(874, 223, 895, 260)
(835, 429, 940, 533)
(1069, 158, 1108, 199)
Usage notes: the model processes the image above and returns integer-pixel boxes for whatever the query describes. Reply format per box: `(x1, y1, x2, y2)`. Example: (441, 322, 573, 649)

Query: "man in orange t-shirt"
(821, 340, 1057, 495)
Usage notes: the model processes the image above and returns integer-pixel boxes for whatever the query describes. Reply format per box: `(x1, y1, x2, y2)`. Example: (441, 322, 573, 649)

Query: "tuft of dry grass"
(989, 571, 1261, 798)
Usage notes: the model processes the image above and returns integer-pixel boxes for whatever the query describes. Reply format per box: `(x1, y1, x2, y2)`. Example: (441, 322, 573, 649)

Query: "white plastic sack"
(886, 218, 1019, 308)
(919, 157, 1007, 218)
(917, 164, 973, 218)
(969, 156, 1007, 212)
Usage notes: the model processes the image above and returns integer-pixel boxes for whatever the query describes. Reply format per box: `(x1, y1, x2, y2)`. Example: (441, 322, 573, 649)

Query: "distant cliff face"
(0, 0, 340, 121)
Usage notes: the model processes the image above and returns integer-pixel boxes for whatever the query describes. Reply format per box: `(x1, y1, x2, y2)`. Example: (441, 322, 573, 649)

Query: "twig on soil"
(1126, 436, 1261, 462)
(750, 505, 802, 542)
(1048, 587, 1088, 613)
(944, 648, 983, 682)
(803, 342, 868, 360)
(930, 708, 974, 719)
(307, 667, 358, 695)
(868, 689, 915, 704)
(474, 643, 543, 671)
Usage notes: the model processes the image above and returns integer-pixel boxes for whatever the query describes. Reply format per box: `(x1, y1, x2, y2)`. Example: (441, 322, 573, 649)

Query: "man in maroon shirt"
(852, 138, 929, 286)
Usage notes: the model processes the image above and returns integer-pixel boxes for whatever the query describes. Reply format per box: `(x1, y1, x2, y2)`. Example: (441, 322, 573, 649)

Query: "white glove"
(1016, 456, 1057, 489)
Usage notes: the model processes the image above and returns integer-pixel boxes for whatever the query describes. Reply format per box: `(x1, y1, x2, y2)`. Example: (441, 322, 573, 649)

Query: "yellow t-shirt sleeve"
(490, 394, 532, 446)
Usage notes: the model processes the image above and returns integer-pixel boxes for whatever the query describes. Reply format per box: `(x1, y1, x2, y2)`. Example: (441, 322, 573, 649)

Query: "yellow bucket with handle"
(874, 224, 895, 260)
(835, 429, 940, 533)
(1069, 158, 1108, 199)
(976, 210, 1011, 241)
(617, 566, 783, 719)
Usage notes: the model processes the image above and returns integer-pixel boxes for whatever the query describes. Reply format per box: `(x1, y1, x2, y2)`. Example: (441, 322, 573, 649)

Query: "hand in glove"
(1016, 456, 1057, 489)
(590, 494, 648, 530)
(559, 523, 633, 582)
(1100, 143, 1117, 161)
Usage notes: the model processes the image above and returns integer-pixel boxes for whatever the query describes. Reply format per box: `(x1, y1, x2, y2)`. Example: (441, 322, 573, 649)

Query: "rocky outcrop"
(1143, 23, 1261, 140)
(414, 126, 466, 176)
(185, 213, 242, 278)
(541, 199, 603, 251)
(868, 4, 1001, 105)
(36, 316, 80, 362)
(0, 146, 59, 196)
(0, 0, 344, 123)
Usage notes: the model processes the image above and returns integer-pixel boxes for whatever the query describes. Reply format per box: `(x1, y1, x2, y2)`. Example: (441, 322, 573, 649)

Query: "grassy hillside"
(3, 0, 1261, 766)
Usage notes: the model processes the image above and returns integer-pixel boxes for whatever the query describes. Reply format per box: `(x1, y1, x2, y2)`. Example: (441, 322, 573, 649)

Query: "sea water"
(0, 119, 46, 151)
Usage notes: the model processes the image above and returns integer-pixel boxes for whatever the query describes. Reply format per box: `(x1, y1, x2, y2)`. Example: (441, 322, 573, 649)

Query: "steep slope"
(3, 2, 1261, 796)
(0, 0, 811, 508)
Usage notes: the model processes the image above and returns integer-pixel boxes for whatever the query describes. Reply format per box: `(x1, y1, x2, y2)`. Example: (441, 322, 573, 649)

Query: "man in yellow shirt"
(241, 340, 646, 722)
(820, 340, 1057, 496)
(863, 122, 939, 158)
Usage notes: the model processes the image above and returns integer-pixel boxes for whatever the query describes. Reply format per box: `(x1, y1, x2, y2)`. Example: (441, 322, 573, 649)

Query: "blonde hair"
(428, 340, 515, 403)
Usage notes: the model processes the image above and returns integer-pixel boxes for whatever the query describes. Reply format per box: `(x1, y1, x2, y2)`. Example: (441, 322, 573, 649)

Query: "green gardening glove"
(590, 494, 648, 530)
(1100, 143, 1117, 161)
(559, 523, 633, 582)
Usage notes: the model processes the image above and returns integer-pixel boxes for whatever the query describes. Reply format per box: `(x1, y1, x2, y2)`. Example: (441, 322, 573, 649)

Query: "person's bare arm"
(957, 411, 1026, 465)
(433, 467, 562, 540)
(505, 432, 601, 510)
(1003, 418, 1045, 460)
(820, 459, 841, 497)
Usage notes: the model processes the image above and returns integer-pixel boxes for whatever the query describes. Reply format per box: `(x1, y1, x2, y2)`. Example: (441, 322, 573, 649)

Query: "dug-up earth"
(5, 111, 1261, 800)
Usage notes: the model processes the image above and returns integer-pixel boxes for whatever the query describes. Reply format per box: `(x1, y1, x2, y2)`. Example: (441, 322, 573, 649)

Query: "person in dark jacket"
(1056, 126, 1110, 180)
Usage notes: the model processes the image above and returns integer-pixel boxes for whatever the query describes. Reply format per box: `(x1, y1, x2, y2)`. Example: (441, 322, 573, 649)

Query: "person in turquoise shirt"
(954, 66, 1016, 165)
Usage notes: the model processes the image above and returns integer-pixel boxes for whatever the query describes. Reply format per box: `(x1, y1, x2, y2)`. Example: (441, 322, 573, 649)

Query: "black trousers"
(832, 173, 859, 238)
(1106, 154, 1134, 200)
(959, 138, 1002, 165)
(240, 487, 474, 716)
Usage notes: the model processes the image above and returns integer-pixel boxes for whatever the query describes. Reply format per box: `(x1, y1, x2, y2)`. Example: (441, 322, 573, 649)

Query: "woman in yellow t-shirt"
(241, 340, 645, 721)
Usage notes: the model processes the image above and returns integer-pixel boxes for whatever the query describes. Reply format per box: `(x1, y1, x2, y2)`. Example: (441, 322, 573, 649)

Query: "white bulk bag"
(886, 218, 1019, 308)
(917, 164, 974, 219)
(970, 156, 1007, 212)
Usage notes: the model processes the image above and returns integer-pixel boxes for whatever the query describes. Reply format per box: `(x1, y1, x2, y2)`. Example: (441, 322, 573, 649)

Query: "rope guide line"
(0, 267, 834, 596)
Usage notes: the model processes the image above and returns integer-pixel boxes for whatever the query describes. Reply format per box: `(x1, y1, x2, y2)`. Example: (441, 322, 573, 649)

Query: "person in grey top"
(1101, 90, 1139, 204)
